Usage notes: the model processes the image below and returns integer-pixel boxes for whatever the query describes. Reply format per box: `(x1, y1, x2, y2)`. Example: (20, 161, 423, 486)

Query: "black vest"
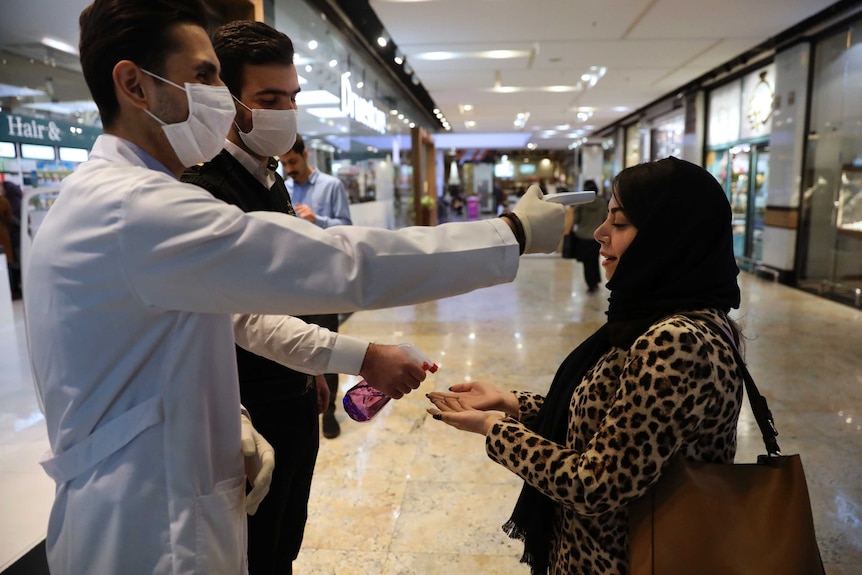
(182, 150, 310, 405)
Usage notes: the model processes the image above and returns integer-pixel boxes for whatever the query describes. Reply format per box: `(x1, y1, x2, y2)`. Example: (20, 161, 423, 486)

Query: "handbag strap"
(685, 312, 781, 456)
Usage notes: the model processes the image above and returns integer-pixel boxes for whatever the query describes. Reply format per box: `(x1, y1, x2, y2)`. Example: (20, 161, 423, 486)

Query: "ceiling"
(0, 0, 847, 150)
(369, 0, 841, 148)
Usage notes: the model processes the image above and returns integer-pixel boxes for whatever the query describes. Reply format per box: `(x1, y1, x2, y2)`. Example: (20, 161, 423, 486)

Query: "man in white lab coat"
(23, 1, 565, 574)
(180, 21, 404, 574)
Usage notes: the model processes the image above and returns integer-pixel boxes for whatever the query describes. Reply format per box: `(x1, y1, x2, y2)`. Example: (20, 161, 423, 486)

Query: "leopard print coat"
(485, 309, 744, 575)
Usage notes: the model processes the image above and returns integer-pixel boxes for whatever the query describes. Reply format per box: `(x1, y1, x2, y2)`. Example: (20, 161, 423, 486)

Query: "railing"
(818, 280, 862, 308)
(735, 256, 780, 283)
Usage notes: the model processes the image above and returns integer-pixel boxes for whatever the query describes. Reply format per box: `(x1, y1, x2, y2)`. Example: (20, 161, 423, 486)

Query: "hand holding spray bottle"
(342, 343, 438, 422)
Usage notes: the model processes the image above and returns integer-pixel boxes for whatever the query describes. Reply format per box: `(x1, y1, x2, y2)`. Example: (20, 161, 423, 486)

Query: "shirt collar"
(122, 139, 174, 178)
(291, 167, 317, 187)
(224, 139, 276, 189)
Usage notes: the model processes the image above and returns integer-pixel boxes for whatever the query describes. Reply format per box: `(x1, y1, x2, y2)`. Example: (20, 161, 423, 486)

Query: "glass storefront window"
(798, 20, 862, 305)
(729, 148, 750, 258)
(650, 112, 684, 160)
(273, 1, 436, 229)
(624, 124, 641, 167)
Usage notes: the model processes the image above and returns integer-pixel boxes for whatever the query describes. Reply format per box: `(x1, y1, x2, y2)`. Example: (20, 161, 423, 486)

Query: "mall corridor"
(2, 255, 862, 574)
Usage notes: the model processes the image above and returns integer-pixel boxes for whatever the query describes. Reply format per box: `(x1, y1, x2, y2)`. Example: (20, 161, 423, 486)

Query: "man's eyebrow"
(610, 207, 627, 214)
(195, 61, 219, 75)
(253, 88, 300, 97)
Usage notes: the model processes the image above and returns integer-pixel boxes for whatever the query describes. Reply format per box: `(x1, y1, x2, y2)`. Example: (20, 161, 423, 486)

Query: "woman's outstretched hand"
(426, 381, 517, 435)
(426, 381, 518, 415)
(426, 395, 505, 435)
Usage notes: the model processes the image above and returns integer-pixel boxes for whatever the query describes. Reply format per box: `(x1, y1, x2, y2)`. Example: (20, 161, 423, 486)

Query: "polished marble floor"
(2, 256, 862, 574)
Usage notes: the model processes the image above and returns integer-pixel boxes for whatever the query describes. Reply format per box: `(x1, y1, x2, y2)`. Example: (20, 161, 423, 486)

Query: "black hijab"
(503, 157, 741, 574)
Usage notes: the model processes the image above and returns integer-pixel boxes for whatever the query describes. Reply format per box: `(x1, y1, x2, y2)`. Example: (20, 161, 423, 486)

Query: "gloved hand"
(240, 413, 275, 515)
(511, 184, 566, 253)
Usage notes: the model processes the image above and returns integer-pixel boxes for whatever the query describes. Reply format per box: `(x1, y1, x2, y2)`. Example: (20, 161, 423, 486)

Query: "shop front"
(797, 17, 862, 306)
(1, 111, 99, 188)
(704, 63, 775, 266)
(273, 0, 438, 229)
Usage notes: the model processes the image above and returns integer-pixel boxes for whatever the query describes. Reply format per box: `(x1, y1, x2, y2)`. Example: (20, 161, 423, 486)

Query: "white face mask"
(141, 69, 235, 167)
(234, 98, 298, 157)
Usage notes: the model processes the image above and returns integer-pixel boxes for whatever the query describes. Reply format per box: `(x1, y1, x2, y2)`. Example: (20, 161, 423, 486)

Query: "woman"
(427, 157, 744, 575)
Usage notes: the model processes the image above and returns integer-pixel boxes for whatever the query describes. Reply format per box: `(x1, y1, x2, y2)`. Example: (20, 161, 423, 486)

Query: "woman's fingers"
(428, 395, 462, 412)
(426, 392, 456, 401)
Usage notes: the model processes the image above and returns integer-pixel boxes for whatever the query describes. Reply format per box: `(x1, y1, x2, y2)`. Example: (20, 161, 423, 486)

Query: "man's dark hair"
(212, 21, 295, 98)
(79, 0, 211, 128)
(288, 134, 306, 156)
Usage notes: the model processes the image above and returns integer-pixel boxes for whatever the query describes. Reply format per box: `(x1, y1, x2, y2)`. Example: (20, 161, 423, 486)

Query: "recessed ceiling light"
(328, 59, 338, 68)
(41, 36, 78, 56)
(480, 50, 522, 59)
(377, 36, 388, 48)
(307, 40, 318, 50)
(414, 51, 457, 61)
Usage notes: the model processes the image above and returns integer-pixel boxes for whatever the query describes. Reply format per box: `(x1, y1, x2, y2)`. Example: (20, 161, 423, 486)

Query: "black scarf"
(503, 157, 741, 574)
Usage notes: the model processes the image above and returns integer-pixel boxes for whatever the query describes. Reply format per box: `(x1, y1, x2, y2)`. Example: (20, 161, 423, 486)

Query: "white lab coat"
(24, 134, 519, 575)
(233, 313, 369, 376)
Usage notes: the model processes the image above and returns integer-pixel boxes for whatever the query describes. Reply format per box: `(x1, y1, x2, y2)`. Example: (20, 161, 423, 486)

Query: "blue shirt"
(286, 169, 352, 228)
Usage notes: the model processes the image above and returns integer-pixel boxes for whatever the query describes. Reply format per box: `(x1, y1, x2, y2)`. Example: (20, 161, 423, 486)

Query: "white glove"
(240, 413, 275, 515)
(511, 184, 566, 254)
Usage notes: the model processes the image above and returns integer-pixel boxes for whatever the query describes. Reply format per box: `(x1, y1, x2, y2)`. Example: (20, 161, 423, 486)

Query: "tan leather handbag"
(628, 316, 825, 575)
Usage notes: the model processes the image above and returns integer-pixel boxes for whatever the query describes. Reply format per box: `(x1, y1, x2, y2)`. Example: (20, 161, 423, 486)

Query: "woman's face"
(594, 193, 638, 281)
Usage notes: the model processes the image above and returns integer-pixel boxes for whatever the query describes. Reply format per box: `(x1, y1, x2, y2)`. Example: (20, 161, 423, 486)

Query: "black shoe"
(322, 410, 341, 439)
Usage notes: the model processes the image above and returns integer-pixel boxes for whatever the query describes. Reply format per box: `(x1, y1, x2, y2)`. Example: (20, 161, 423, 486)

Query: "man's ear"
(113, 60, 150, 112)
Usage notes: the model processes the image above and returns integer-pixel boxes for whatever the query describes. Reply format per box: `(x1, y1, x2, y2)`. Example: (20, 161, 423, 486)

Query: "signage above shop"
(746, 71, 774, 133)
(341, 73, 387, 134)
(7, 114, 62, 142)
(707, 63, 775, 146)
(2, 112, 100, 148)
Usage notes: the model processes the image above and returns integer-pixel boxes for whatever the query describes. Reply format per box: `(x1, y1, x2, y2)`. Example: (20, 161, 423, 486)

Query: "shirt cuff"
(327, 333, 369, 375)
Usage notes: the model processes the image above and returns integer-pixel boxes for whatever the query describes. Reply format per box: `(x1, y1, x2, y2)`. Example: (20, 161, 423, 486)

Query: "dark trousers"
(245, 385, 319, 575)
(579, 238, 601, 289)
(303, 314, 340, 412)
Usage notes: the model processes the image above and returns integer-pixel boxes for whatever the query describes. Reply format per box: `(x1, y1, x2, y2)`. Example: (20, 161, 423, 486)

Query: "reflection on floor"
(2, 256, 861, 574)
